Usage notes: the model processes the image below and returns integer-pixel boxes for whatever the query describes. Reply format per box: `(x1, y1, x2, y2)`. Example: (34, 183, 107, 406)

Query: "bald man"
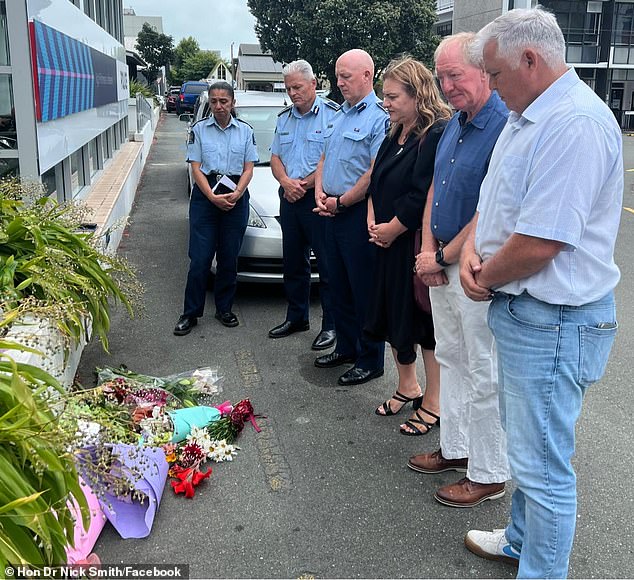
(313, 49, 389, 386)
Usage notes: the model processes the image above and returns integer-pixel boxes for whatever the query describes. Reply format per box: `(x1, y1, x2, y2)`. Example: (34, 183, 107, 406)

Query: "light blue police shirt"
(321, 91, 389, 196)
(476, 69, 623, 306)
(271, 96, 339, 180)
(186, 115, 259, 176)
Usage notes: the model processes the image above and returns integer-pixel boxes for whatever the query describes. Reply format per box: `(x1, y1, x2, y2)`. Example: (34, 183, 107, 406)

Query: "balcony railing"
(437, 0, 454, 11)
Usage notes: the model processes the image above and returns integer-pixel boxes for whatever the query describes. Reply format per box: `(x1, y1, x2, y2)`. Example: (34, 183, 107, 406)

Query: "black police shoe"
(338, 367, 384, 386)
(215, 311, 239, 328)
(314, 352, 355, 368)
(268, 320, 310, 339)
(174, 315, 197, 336)
(311, 329, 336, 351)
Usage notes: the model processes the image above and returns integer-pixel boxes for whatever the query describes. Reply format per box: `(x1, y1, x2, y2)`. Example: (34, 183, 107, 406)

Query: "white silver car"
(182, 90, 317, 283)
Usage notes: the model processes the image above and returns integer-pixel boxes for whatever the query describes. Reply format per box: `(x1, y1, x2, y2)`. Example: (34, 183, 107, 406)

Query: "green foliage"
(173, 51, 221, 85)
(135, 22, 174, 85)
(129, 79, 154, 99)
(0, 179, 137, 352)
(173, 37, 200, 70)
(0, 339, 88, 569)
(247, 0, 440, 101)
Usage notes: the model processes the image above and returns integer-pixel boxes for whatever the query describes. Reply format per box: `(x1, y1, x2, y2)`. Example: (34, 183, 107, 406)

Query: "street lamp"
(230, 42, 237, 88)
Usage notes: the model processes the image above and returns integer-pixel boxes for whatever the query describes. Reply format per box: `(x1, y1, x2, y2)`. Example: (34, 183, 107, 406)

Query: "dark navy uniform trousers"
(280, 188, 334, 330)
(183, 181, 248, 317)
(324, 200, 385, 370)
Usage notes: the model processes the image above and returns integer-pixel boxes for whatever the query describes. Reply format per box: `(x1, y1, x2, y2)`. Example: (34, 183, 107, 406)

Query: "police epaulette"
(376, 102, 388, 113)
(192, 115, 210, 127)
(323, 99, 341, 111)
(277, 105, 292, 117)
(236, 117, 254, 129)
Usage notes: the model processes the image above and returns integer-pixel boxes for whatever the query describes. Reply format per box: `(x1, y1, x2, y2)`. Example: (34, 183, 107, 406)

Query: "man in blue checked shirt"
(268, 60, 339, 351)
(313, 49, 389, 386)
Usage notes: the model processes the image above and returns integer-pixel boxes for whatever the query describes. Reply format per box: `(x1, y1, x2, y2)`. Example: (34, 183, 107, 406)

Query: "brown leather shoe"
(407, 448, 468, 474)
(435, 477, 505, 508)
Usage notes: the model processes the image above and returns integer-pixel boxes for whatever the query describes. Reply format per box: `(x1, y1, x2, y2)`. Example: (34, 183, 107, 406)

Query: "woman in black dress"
(365, 57, 451, 435)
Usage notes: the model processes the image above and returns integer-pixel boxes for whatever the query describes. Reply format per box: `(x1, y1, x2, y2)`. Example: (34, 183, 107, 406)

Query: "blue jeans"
(488, 291, 617, 579)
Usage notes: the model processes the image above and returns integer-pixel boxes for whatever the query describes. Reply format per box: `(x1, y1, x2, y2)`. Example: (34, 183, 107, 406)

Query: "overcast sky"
(124, 0, 259, 60)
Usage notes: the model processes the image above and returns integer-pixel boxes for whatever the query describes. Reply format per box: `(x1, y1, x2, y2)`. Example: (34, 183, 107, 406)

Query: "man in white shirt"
(460, 8, 622, 578)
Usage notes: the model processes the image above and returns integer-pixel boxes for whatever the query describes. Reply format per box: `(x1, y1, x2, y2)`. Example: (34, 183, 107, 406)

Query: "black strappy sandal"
(400, 407, 440, 436)
(375, 390, 423, 416)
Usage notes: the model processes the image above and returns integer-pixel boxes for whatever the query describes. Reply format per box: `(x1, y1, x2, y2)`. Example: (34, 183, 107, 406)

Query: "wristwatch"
(336, 196, 346, 213)
(435, 247, 450, 268)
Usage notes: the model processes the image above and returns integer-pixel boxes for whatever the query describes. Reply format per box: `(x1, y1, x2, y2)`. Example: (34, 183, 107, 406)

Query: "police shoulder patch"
(277, 105, 292, 117)
(188, 131, 195, 144)
(323, 98, 341, 111)
(376, 102, 388, 113)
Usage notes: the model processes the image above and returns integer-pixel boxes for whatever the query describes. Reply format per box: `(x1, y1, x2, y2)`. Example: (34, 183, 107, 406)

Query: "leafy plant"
(0, 178, 138, 351)
(0, 338, 88, 568)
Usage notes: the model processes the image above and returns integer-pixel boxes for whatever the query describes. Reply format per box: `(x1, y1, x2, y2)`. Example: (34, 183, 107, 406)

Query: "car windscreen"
(185, 84, 207, 95)
(235, 106, 281, 165)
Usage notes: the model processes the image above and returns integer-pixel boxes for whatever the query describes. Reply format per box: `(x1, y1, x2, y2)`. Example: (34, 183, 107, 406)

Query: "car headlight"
(247, 205, 266, 228)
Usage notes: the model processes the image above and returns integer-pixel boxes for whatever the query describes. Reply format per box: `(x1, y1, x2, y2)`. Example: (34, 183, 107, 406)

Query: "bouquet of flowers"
(164, 399, 261, 498)
(96, 366, 223, 407)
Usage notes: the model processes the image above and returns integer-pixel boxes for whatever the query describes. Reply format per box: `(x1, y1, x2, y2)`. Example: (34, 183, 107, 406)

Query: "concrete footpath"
(76, 112, 634, 579)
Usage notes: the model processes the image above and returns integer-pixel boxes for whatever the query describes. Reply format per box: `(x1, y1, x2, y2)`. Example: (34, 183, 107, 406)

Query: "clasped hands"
(367, 221, 398, 248)
(415, 250, 448, 287)
(282, 177, 309, 203)
(459, 249, 493, 301)
(211, 190, 242, 211)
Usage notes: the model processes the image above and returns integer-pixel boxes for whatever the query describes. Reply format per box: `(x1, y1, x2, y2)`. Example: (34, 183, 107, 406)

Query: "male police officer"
(268, 60, 338, 350)
(313, 49, 389, 386)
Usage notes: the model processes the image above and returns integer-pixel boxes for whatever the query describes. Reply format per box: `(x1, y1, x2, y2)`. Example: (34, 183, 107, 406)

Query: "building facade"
(1, 0, 129, 200)
(234, 44, 283, 92)
(435, 0, 634, 129)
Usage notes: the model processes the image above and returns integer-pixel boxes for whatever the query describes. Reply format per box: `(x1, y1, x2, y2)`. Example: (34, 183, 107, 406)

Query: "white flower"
(186, 426, 215, 457)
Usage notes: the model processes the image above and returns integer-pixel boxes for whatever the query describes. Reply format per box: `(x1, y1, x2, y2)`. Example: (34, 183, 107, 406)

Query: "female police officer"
(174, 82, 258, 335)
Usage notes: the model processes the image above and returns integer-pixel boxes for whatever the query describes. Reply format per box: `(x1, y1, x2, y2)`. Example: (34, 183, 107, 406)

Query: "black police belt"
(205, 172, 243, 185)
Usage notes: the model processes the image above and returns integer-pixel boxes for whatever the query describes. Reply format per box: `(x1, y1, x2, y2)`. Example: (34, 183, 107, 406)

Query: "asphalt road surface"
(76, 112, 634, 579)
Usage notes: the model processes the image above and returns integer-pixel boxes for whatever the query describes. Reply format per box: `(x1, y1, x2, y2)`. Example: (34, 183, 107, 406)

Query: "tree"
(135, 22, 174, 85)
(179, 51, 222, 83)
(247, 0, 439, 102)
(173, 37, 200, 70)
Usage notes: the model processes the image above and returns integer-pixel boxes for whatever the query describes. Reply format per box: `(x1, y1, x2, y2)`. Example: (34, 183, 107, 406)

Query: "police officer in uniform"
(174, 82, 258, 335)
(268, 60, 339, 350)
(313, 49, 389, 386)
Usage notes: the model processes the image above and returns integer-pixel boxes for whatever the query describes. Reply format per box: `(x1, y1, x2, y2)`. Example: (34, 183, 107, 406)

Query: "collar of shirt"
(518, 67, 577, 125)
(291, 97, 319, 119)
(205, 115, 239, 130)
(341, 91, 377, 115)
(459, 91, 506, 130)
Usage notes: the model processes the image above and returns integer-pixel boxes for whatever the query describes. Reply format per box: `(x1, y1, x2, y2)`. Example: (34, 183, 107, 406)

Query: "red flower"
(170, 464, 212, 498)
(230, 399, 262, 433)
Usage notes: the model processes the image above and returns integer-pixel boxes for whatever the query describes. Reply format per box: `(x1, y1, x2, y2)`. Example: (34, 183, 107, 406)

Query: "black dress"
(364, 121, 447, 365)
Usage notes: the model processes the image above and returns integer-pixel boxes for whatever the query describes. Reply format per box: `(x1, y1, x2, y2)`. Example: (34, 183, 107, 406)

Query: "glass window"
(0, 2, 9, 65)
(41, 166, 57, 197)
(614, 47, 629, 64)
(0, 74, 16, 149)
(566, 46, 582, 62)
(88, 138, 98, 176)
(70, 149, 84, 195)
(0, 157, 18, 179)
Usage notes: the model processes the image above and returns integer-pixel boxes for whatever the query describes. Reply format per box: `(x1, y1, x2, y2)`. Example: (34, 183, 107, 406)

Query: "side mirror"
(179, 113, 193, 123)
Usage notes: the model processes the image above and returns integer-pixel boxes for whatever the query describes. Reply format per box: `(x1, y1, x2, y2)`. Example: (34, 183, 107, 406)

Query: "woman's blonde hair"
(382, 56, 451, 139)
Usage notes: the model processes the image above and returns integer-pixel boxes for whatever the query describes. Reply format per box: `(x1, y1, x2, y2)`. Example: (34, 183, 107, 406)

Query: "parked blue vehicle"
(177, 81, 208, 114)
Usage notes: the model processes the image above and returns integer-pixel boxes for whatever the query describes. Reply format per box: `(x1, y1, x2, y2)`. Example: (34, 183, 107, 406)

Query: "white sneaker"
(465, 528, 520, 566)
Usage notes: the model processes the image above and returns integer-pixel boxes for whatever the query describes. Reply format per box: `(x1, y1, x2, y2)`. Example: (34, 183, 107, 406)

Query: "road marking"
(233, 349, 291, 491)
(234, 349, 261, 386)
(625, 207, 634, 215)
(254, 420, 293, 492)
(627, 168, 634, 172)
